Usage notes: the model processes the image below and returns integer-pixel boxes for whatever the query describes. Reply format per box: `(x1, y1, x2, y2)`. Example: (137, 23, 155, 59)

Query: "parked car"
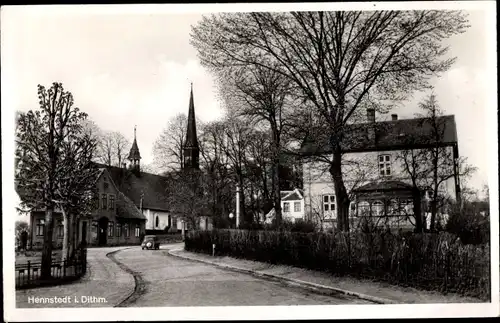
(141, 235, 160, 250)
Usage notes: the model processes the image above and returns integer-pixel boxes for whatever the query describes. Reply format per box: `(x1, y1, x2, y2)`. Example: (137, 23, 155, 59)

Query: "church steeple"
(128, 125, 141, 171)
(183, 83, 199, 170)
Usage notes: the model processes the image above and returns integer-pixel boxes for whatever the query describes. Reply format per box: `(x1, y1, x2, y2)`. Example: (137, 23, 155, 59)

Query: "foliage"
(446, 202, 490, 245)
(186, 229, 489, 300)
(153, 113, 188, 171)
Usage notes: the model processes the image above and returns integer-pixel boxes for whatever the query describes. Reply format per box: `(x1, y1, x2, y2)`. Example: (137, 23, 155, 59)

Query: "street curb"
(105, 247, 143, 307)
(167, 248, 397, 305)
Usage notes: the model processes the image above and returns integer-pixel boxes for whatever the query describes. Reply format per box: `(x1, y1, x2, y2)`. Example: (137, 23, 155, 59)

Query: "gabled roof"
(116, 191, 146, 220)
(300, 115, 458, 155)
(98, 164, 170, 211)
(281, 188, 304, 201)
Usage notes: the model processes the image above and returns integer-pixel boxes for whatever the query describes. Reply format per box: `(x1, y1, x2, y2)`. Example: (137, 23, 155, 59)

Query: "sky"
(1, 3, 496, 197)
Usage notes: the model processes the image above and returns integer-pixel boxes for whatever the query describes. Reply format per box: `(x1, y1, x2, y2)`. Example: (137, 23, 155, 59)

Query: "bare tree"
(15, 82, 90, 278)
(191, 11, 470, 231)
(95, 130, 131, 167)
(153, 113, 187, 172)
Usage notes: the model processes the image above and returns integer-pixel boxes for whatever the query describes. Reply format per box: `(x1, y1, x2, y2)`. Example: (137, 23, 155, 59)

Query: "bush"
(185, 229, 490, 300)
(446, 203, 490, 245)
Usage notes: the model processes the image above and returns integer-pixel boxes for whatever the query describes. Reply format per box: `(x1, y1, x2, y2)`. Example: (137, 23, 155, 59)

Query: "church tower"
(127, 126, 141, 172)
(183, 83, 200, 170)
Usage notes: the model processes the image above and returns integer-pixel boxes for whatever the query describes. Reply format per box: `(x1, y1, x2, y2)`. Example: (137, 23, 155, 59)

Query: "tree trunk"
(412, 189, 423, 233)
(62, 208, 70, 261)
(430, 149, 439, 232)
(272, 161, 282, 227)
(329, 148, 350, 232)
(41, 207, 55, 279)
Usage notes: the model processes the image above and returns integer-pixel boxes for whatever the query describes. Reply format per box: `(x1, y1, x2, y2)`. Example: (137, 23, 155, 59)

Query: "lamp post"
(181, 219, 185, 241)
(229, 212, 234, 229)
(236, 184, 241, 228)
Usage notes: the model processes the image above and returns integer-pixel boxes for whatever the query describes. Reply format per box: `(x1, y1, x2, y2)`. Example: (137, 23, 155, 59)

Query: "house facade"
(29, 167, 147, 249)
(263, 189, 305, 224)
(301, 109, 461, 232)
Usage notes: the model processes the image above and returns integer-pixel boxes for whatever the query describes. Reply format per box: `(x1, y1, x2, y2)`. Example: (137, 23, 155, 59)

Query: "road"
(112, 245, 371, 307)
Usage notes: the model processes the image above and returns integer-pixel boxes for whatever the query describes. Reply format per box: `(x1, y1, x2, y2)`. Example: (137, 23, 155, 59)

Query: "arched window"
(155, 215, 159, 228)
(357, 201, 370, 216)
(372, 200, 384, 216)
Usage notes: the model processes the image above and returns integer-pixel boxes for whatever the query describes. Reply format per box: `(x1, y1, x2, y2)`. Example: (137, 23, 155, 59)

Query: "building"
(264, 189, 305, 224)
(300, 109, 461, 232)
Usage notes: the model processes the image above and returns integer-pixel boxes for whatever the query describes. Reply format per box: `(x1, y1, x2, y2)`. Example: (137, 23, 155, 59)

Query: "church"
(24, 84, 207, 248)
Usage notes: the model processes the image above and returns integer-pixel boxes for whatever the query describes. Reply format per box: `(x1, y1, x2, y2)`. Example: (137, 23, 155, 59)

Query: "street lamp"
(229, 212, 234, 229)
(236, 184, 241, 228)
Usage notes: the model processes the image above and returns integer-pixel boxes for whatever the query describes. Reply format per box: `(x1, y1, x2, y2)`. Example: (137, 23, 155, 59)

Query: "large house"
(300, 109, 461, 232)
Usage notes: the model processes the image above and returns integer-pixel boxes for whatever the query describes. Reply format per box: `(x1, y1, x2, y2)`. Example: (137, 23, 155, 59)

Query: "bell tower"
(127, 125, 141, 172)
(183, 83, 199, 170)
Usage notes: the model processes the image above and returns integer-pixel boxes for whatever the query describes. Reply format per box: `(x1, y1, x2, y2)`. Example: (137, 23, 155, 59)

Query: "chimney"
(391, 114, 398, 121)
(367, 108, 375, 123)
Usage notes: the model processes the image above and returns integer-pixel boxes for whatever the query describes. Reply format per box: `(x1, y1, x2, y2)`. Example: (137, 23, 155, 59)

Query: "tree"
(15, 221, 29, 250)
(191, 11, 470, 231)
(153, 113, 188, 172)
(95, 130, 131, 167)
(212, 64, 296, 226)
(54, 126, 98, 261)
(15, 82, 91, 278)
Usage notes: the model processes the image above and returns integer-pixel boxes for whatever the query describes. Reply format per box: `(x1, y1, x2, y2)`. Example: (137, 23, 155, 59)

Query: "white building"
(301, 109, 461, 232)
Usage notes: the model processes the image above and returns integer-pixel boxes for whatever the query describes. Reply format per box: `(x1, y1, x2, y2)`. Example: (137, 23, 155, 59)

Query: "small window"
(36, 219, 45, 236)
(155, 215, 159, 228)
(283, 202, 290, 213)
(116, 223, 122, 237)
(101, 193, 107, 210)
(57, 221, 64, 238)
(108, 222, 114, 237)
(109, 195, 115, 210)
(294, 202, 301, 212)
(378, 154, 392, 176)
(372, 200, 384, 216)
(124, 224, 129, 237)
(135, 226, 140, 237)
(323, 195, 335, 212)
(358, 201, 370, 216)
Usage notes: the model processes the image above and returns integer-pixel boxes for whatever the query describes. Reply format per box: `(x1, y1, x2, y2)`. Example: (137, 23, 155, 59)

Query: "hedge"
(185, 229, 490, 300)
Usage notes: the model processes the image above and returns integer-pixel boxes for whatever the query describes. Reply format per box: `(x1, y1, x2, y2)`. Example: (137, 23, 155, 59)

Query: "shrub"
(446, 203, 490, 245)
(185, 229, 490, 300)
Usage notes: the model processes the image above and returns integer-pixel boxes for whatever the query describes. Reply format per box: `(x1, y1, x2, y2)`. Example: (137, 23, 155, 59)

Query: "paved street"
(113, 245, 371, 306)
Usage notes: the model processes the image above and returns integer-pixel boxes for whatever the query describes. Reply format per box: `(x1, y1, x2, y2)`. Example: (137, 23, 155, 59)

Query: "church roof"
(184, 84, 199, 148)
(127, 126, 141, 160)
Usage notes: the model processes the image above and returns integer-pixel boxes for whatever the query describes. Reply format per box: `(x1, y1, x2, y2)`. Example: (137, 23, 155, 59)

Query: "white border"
(2, 1, 498, 321)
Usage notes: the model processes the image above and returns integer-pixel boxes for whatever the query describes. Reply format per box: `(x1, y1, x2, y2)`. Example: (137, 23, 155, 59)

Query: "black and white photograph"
(2, 1, 498, 321)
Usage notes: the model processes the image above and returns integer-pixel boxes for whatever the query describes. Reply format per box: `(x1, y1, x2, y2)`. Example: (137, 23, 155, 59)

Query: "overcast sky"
(2, 3, 496, 196)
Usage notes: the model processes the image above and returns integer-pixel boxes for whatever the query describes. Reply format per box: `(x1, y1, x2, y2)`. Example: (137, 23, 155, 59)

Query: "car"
(141, 235, 160, 250)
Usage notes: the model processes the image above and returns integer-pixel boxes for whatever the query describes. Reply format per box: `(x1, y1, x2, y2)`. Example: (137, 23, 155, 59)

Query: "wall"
(281, 199, 305, 223)
(302, 147, 457, 228)
(144, 209, 171, 231)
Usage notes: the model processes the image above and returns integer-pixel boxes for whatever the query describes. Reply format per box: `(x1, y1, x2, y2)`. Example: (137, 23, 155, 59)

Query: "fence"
(185, 229, 490, 300)
(15, 248, 87, 289)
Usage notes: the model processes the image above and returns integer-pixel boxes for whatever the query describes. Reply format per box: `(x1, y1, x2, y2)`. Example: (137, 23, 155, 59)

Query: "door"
(81, 221, 88, 245)
(98, 217, 109, 246)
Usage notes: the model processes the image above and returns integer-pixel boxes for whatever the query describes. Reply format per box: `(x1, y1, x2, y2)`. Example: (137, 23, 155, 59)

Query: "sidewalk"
(168, 248, 483, 304)
(16, 247, 135, 308)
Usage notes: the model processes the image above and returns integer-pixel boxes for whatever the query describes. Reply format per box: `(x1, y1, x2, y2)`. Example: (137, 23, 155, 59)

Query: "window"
(294, 202, 301, 212)
(283, 202, 290, 213)
(124, 223, 129, 237)
(135, 226, 140, 237)
(109, 195, 115, 210)
(378, 154, 392, 176)
(101, 193, 107, 210)
(57, 221, 64, 238)
(323, 195, 335, 212)
(358, 201, 370, 216)
(116, 223, 122, 237)
(36, 219, 45, 236)
(155, 215, 159, 228)
(108, 222, 114, 237)
(401, 200, 414, 215)
(103, 176, 109, 189)
(372, 200, 384, 216)
(93, 195, 99, 209)
(388, 199, 399, 215)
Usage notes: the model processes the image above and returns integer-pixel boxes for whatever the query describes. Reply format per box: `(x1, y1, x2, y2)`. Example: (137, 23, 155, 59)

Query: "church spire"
(183, 83, 199, 170)
(128, 125, 141, 171)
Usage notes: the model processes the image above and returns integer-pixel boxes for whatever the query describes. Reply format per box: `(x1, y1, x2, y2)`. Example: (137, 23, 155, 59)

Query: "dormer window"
(378, 154, 391, 176)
